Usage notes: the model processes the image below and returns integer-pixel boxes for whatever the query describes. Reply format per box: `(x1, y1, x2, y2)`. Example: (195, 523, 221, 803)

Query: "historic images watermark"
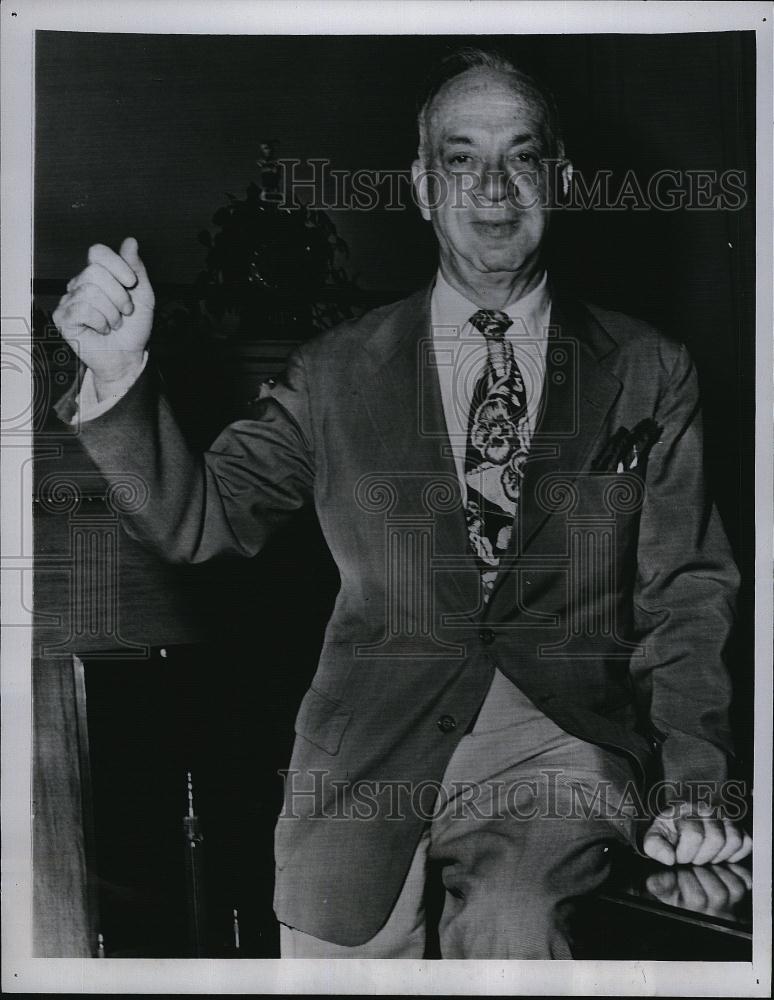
(275, 159, 748, 213)
(277, 768, 750, 823)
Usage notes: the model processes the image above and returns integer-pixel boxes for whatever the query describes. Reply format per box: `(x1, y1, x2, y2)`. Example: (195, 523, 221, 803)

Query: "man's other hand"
(52, 237, 154, 395)
(643, 801, 752, 866)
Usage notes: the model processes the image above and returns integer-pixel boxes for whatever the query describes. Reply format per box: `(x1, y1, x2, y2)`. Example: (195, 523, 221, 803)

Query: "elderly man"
(53, 48, 750, 958)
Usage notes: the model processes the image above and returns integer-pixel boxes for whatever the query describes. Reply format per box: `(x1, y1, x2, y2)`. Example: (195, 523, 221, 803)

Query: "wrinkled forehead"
(424, 67, 549, 146)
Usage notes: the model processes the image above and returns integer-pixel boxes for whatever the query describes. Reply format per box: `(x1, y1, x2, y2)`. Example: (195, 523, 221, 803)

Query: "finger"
(68, 263, 135, 315)
(87, 242, 138, 289)
(691, 865, 728, 911)
(710, 864, 748, 903)
(642, 830, 676, 866)
(64, 282, 123, 330)
(58, 299, 112, 337)
(645, 869, 678, 900)
(708, 821, 744, 865)
(674, 868, 708, 911)
(726, 862, 753, 891)
(674, 818, 705, 865)
(726, 832, 752, 864)
(119, 236, 148, 285)
(691, 818, 727, 866)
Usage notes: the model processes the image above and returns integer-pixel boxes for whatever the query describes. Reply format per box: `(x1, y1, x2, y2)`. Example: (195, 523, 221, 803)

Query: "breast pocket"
(294, 685, 352, 755)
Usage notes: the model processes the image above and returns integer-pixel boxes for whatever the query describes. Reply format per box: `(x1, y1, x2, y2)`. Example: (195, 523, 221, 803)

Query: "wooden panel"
(32, 654, 95, 956)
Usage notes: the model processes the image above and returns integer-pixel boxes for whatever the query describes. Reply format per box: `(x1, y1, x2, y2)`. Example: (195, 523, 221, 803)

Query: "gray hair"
(416, 47, 565, 164)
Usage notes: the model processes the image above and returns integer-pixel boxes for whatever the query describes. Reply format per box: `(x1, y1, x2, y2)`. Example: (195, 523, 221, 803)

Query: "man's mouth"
(471, 219, 521, 239)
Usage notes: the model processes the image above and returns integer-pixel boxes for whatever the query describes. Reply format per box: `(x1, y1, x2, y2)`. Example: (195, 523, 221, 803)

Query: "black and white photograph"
(1, 1, 771, 994)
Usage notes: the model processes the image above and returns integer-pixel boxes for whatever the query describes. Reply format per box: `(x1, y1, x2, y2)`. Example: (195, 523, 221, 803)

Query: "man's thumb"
(119, 236, 148, 283)
(642, 831, 676, 866)
(643, 818, 678, 866)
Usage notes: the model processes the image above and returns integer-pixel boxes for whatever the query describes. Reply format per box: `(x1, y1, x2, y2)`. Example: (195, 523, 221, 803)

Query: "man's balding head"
(416, 48, 564, 166)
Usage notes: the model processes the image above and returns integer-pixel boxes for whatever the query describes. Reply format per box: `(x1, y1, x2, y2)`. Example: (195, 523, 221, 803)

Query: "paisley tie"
(464, 309, 532, 602)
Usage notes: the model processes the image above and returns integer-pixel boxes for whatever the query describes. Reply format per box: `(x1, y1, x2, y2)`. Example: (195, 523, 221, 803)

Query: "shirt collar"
(431, 269, 551, 340)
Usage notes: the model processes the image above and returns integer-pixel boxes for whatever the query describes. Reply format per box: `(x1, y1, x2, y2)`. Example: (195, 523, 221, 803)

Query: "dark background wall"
(33, 30, 756, 957)
(35, 32, 755, 301)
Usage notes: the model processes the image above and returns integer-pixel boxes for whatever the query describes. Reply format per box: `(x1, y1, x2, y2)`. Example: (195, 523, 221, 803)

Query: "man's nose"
(478, 162, 509, 204)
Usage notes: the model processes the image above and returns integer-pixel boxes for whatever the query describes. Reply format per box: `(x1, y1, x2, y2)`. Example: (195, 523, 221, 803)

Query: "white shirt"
(429, 269, 552, 503)
(74, 352, 149, 422)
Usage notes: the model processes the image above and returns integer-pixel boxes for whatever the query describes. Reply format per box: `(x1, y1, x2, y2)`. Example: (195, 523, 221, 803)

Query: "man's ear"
(411, 159, 433, 222)
(559, 159, 573, 201)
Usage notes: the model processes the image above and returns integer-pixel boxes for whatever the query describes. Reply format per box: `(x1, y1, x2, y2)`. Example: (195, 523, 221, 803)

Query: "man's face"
(413, 68, 566, 283)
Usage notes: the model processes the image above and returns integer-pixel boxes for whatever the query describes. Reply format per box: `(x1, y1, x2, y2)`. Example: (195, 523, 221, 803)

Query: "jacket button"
(437, 715, 457, 733)
(479, 628, 495, 645)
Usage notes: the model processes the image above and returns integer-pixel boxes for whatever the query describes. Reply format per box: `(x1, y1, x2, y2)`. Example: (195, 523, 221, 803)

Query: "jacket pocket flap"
(294, 685, 352, 755)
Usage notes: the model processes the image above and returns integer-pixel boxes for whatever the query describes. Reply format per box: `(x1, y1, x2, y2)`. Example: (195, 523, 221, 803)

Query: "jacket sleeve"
(631, 342, 740, 789)
(54, 348, 315, 564)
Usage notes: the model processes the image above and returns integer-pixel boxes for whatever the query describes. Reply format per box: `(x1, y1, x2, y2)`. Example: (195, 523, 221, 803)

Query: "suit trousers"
(279, 669, 640, 958)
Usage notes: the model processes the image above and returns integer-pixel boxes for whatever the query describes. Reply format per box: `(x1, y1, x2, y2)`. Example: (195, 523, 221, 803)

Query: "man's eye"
(447, 154, 472, 166)
(515, 151, 540, 165)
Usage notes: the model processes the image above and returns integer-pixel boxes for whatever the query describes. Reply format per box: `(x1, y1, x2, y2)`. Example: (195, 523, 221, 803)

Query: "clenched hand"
(643, 801, 752, 866)
(52, 238, 154, 398)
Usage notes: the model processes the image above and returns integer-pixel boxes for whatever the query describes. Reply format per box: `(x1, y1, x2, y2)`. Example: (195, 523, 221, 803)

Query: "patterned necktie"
(464, 309, 532, 602)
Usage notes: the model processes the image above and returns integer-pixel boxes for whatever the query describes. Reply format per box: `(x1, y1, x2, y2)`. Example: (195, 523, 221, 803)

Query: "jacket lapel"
(521, 295, 622, 549)
(485, 292, 623, 609)
(359, 285, 480, 615)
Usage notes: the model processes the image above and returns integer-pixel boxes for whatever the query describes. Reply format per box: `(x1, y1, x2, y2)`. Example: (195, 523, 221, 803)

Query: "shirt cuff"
(72, 353, 149, 424)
